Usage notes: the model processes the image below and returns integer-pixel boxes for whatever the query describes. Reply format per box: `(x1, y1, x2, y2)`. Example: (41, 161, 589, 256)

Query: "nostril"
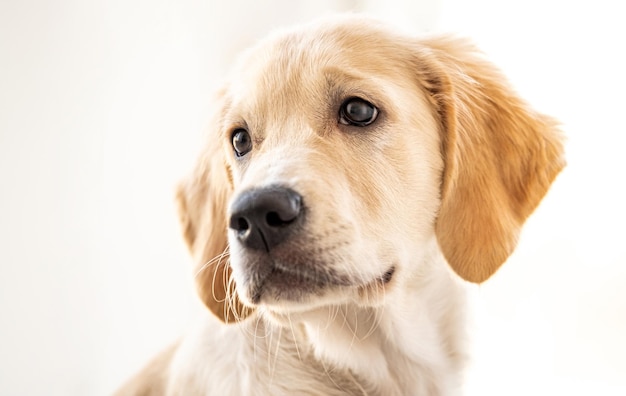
(228, 187, 303, 251)
(236, 217, 250, 232)
(266, 212, 281, 227)
(265, 212, 297, 227)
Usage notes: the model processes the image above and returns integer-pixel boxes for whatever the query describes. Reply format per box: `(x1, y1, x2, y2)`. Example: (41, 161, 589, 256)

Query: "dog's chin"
(232, 255, 396, 315)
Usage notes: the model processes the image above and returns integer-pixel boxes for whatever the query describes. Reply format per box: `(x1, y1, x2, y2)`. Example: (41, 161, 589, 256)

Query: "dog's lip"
(248, 267, 311, 305)
(270, 260, 338, 285)
(245, 257, 395, 305)
(380, 266, 395, 284)
(248, 259, 350, 304)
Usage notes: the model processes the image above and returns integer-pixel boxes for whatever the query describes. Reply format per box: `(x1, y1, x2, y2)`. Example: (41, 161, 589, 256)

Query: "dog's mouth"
(380, 266, 395, 283)
(246, 257, 350, 304)
(238, 254, 395, 307)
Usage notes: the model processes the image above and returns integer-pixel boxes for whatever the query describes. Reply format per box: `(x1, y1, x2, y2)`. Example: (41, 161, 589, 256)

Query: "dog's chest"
(170, 315, 457, 396)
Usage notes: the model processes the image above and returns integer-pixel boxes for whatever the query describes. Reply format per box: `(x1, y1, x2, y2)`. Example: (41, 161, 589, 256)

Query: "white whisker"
(193, 246, 229, 280)
(287, 313, 302, 362)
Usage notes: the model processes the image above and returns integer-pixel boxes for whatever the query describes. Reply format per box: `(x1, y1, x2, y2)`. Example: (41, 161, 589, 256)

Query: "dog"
(116, 15, 565, 396)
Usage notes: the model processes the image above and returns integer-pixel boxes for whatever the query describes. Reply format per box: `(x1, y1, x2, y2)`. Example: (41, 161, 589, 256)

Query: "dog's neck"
(255, 243, 468, 395)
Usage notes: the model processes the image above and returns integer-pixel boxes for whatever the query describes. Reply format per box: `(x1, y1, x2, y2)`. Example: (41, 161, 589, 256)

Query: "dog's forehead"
(226, 19, 412, 108)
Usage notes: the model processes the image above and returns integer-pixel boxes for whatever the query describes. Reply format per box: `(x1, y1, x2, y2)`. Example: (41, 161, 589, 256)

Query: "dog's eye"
(231, 129, 252, 157)
(339, 97, 379, 127)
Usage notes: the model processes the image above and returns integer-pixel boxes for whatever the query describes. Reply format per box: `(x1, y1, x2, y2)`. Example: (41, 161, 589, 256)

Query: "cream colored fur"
(116, 15, 564, 396)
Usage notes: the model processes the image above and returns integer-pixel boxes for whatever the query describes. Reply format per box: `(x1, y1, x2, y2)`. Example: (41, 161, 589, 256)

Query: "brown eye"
(339, 97, 379, 126)
(231, 129, 252, 157)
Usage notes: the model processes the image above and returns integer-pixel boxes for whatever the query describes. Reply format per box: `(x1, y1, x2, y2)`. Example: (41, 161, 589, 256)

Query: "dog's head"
(176, 17, 565, 323)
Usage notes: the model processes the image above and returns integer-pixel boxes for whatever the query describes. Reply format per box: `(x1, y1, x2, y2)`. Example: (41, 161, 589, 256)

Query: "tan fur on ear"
(176, 111, 250, 322)
(417, 38, 565, 283)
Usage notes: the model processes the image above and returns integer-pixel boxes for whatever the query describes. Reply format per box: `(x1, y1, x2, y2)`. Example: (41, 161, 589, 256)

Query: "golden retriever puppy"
(117, 15, 564, 396)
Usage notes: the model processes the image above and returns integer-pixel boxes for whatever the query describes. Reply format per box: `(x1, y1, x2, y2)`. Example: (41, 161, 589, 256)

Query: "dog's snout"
(229, 187, 302, 252)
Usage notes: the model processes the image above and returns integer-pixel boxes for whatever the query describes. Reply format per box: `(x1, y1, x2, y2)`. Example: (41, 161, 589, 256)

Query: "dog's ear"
(176, 99, 251, 323)
(415, 37, 565, 283)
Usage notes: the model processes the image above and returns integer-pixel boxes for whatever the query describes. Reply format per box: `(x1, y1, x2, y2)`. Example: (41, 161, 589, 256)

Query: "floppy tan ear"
(176, 107, 251, 323)
(416, 37, 565, 283)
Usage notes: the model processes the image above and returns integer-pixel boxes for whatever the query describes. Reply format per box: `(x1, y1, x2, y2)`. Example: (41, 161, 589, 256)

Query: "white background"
(1, 0, 624, 395)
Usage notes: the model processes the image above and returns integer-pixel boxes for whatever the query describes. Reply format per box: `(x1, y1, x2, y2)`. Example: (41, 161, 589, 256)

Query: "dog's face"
(222, 25, 443, 313)
(177, 17, 565, 322)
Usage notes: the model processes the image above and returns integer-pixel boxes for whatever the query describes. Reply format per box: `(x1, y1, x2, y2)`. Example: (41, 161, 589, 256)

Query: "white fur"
(116, 15, 564, 396)
(168, 238, 467, 395)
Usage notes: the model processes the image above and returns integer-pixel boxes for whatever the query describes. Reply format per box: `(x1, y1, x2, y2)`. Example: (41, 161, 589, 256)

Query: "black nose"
(228, 187, 303, 252)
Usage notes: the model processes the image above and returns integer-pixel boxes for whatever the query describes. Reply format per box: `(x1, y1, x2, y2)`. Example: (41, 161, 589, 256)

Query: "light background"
(1, 0, 624, 395)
